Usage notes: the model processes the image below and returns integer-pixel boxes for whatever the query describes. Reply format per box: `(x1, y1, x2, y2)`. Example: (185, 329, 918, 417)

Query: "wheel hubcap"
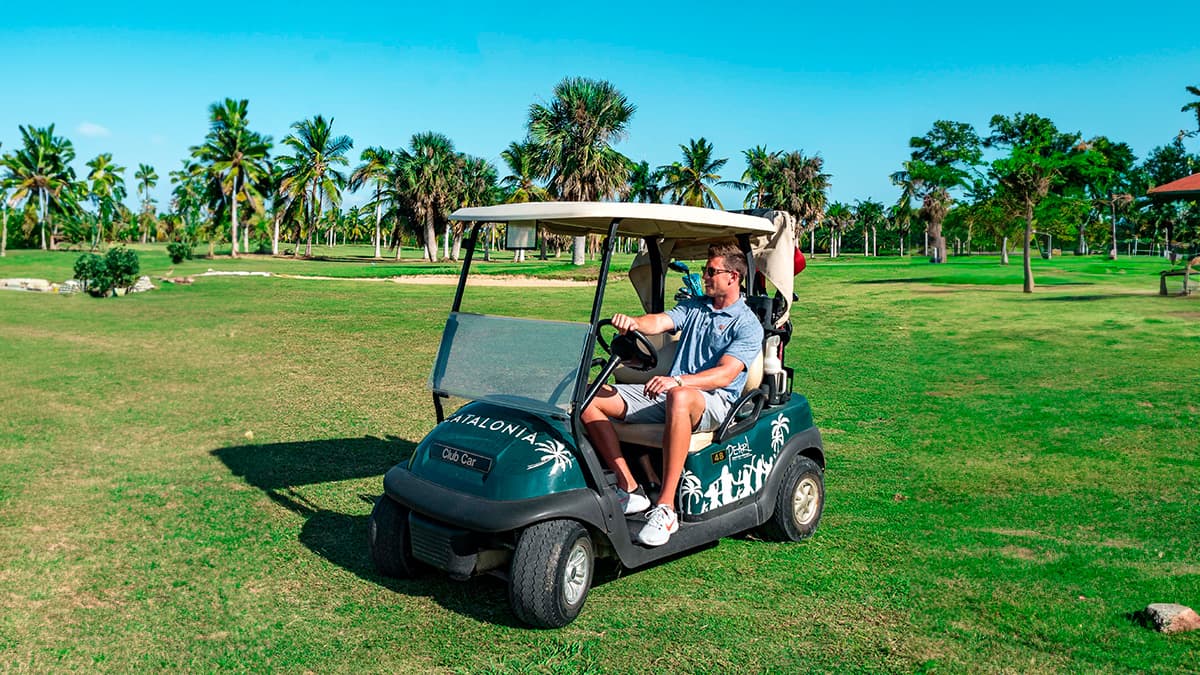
(792, 476, 820, 526)
(562, 542, 591, 606)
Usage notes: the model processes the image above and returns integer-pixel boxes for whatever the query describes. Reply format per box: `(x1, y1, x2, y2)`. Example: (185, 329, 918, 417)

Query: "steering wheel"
(595, 319, 659, 372)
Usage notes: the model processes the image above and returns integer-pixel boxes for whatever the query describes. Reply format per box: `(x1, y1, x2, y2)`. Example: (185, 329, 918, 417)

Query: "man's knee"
(583, 385, 625, 422)
(664, 387, 705, 419)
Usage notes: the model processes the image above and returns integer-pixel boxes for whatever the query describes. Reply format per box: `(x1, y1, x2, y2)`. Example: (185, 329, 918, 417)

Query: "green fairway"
(1, 250, 1196, 672)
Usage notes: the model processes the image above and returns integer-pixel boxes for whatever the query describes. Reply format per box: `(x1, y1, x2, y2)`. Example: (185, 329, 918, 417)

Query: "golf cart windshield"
(428, 312, 591, 416)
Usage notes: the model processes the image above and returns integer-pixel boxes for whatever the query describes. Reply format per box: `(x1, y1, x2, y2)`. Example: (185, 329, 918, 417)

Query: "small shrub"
(73, 247, 140, 297)
(106, 247, 140, 292)
(167, 240, 194, 264)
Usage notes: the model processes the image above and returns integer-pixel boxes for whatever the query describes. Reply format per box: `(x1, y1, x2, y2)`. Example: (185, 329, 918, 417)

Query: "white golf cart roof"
(449, 201, 775, 238)
(449, 201, 798, 325)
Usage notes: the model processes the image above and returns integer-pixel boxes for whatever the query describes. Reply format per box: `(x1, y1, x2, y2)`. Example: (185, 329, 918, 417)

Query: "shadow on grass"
(210, 436, 531, 626)
(854, 277, 937, 285)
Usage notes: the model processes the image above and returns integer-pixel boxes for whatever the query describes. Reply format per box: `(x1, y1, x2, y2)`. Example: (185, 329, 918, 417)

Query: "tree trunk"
(272, 211, 280, 255)
(451, 226, 464, 261)
(864, 227, 869, 256)
(571, 235, 586, 265)
(373, 194, 382, 259)
(1, 203, 7, 257)
(1001, 237, 1009, 265)
(1022, 204, 1035, 293)
(39, 192, 47, 250)
(928, 217, 947, 264)
(230, 189, 240, 257)
(872, 226, 877, 257)
(1109, 199, 1118, 260)
(243, 218, 250, 253)
(424, 217, 437, 261)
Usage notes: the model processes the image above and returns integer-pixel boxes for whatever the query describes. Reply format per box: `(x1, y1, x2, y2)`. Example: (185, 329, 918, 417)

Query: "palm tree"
(1182, 84, 1200, 137)
(741, 145, 780, 209)
(349, 146, 393, 259)
(889, 167, 918, 256)
(278, 115, 353, 257)
(2, 124, 78, 250)
(86, 153, 127, 248)
(452, 155, 500, 260)
(624, 160, 663, 204)
(756, 150, 830, 252)
(500, 140, 550, 204)
(659, 138, 740, 209)
(824, 202, 853, 257)
(393, 132, 463, 261)
(528, 76, 634, 265)
(169, 160, 207, 246)
(191, 99, 272, 257)
(854, 199, 886, 256)
(135, 163, 158, 243)
(0, 142, 7, 257)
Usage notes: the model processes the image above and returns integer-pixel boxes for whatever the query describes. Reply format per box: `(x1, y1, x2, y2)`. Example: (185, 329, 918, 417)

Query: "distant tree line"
(2, 78, 1198, 282)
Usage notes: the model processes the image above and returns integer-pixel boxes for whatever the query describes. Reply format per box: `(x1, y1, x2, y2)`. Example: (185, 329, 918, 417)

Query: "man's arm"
(643, 355, 744, 398)
(611, 312, 674, 336)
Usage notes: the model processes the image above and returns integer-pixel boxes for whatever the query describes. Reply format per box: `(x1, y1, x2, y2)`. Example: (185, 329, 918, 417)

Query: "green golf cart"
(369, 202, 825, 627)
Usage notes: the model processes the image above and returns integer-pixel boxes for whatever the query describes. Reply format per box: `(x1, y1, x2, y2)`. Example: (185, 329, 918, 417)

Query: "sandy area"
(276, 273, 596, 287)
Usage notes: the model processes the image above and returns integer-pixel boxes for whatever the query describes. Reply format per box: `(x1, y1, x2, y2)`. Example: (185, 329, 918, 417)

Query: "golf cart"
(369, 202, 825, 628)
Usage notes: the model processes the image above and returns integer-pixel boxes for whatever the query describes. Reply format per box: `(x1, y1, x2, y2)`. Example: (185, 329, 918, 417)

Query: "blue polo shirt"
(665, 296, 764, 401)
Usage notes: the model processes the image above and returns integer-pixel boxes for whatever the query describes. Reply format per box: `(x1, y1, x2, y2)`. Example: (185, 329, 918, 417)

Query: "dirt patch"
(275, 273, 594, 287)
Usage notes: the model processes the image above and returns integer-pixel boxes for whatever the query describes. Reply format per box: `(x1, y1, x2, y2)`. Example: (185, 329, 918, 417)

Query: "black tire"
(508, 520, 594, 628)
(758, 455, 824, 542)
(368, 496, 419, 578)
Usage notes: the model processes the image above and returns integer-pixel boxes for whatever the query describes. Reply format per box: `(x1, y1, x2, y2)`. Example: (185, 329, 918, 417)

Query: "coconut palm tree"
(757, 150, 830, 251)
(528, 76, 634, 265)
(349, 146, 393, 259)
(277, 115, 353, 257)
(854, 198, 886, 256)
(623, 160, 663, 204)
(1182, 84, 1200, 137)
(889, 167, 918, 256)
(86, 153, 127, 248)
(659, 138, 740, 209)
(2, 124, 78, 250)
(824, 202, 853, 257)
(393, 132, 463, 261)
(191, 99, 272, 257)
(500, 140, 550, 204)
(451, 155, 500, 260)
(134, 163, 158, 243)
(741, 145, 780, 209)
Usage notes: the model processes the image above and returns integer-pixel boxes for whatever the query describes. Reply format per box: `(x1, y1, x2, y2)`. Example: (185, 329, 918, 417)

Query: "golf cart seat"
(611, 350, 764, 454)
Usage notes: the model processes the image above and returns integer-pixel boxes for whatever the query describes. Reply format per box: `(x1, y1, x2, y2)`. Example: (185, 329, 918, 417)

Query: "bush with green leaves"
(73, 247, 141, 297)
(167, 240, 194, 264)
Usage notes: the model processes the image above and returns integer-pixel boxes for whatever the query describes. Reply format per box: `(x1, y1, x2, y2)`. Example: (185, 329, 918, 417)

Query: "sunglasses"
(702, 266, 736, 277)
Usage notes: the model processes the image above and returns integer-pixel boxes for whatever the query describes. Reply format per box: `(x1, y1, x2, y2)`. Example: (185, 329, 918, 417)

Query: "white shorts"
(612, 383, 732, 432)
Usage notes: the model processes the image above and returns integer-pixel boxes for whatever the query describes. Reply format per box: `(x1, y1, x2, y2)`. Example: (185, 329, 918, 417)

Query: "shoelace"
(645, 505, 674, 527)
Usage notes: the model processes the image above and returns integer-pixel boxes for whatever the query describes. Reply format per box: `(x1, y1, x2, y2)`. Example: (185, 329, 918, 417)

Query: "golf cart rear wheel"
(759, 455, 824, 542)
(368, 496, 419, 578)
(508, 519, 594, 628)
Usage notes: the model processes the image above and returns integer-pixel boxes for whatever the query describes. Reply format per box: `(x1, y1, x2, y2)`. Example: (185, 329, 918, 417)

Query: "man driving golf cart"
(583, 242, 763, 546)
(369, 202, 825, 628)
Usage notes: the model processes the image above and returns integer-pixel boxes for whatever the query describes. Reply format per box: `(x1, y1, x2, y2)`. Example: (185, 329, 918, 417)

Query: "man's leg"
(580, 385, 637, 492)
(656, 387, 707, 509)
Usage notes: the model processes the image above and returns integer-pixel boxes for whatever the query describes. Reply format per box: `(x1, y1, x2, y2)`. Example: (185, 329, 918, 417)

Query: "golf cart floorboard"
(617, 502, 761, 567)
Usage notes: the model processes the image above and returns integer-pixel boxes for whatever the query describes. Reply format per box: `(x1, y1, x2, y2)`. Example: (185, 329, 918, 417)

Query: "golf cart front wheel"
(368, 496, 420, 578)
(759, 455, 824, 542)
(508, 519, 594, 628)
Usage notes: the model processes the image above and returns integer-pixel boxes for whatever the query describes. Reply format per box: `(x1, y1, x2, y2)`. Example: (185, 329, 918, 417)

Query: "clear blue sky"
(2, 1, 1197, 212)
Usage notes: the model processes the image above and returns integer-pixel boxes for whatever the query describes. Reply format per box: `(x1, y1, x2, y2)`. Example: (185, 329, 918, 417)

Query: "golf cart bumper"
(383, 466, 606, 533)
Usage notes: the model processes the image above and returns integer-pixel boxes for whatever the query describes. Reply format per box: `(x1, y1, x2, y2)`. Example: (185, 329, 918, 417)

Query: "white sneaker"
(638, 505, 678, 546)
(617, 486, 650, 514)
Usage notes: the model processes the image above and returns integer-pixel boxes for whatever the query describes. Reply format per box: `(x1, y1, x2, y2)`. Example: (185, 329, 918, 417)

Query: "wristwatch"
(673, 375, 684, 388)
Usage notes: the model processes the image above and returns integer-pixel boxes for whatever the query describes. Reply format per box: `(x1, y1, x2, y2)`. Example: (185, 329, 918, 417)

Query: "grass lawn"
(1, 248, 1197, 672)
